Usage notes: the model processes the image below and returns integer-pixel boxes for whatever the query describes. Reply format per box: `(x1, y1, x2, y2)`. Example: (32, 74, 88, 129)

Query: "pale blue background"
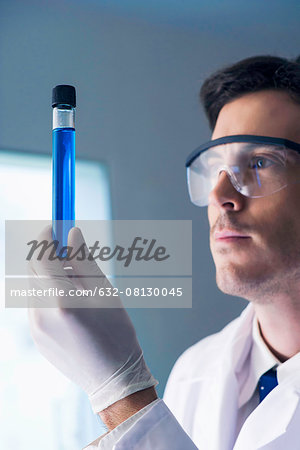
(0, 152, 111, 447)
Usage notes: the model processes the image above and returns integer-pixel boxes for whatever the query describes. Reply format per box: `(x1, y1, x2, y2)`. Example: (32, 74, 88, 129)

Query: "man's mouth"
(214, 229, 251, 241)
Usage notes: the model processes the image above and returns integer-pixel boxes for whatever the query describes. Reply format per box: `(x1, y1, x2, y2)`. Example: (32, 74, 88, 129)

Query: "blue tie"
(258, 367, 278, 403)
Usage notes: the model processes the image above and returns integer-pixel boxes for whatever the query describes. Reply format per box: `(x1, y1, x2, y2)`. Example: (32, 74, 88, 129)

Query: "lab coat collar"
(234, 373, 300, 449)
(83, 434, 106, 449)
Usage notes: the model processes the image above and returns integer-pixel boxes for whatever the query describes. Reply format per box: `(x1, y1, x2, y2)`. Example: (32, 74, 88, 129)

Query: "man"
(28, 55, 300, 449)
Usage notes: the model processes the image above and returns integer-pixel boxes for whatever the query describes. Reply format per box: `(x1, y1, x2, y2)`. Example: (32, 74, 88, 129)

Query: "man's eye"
(250, 156, 275, 169)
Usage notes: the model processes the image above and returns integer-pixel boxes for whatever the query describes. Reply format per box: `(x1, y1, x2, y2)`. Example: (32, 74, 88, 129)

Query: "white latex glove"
(27, 225, 158, 413)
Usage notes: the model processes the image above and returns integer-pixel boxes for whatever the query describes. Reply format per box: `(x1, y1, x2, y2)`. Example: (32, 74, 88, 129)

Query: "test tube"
(52, 85, 76, 256)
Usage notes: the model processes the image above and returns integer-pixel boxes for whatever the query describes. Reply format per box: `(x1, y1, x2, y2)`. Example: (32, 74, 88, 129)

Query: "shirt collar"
(238, 314, 300, 408)
(238, 316, 280, 408)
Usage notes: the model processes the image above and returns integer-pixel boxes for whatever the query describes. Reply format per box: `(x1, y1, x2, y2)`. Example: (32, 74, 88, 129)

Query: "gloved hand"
(27, 225, 158, 413)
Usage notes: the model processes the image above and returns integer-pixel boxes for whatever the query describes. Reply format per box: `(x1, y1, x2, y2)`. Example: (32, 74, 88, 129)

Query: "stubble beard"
(210, 209, 300, 305)
(215, 251, 300, 305)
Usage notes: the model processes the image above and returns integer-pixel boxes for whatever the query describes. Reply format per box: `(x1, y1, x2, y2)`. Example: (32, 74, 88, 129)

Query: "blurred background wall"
(0, 0, 299, 444)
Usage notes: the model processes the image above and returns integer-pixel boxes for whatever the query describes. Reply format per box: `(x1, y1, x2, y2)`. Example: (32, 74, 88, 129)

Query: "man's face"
(208, 89, 300, 302)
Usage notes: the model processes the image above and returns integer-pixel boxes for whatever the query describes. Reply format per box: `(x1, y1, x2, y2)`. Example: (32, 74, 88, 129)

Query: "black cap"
(52, 85, 76, 108)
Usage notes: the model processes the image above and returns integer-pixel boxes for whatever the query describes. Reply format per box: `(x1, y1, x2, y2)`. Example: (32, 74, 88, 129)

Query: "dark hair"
(200, 55, 300, 130)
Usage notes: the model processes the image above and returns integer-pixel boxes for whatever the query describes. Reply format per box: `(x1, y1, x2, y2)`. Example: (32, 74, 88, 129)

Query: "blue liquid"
(52, 127, 75, 255)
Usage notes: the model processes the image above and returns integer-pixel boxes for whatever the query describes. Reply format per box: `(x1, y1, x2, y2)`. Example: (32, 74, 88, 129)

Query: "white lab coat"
(88, 303, 300, 450)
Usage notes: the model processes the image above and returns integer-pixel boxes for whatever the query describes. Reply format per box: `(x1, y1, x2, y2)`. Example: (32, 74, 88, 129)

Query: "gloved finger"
(27, 224, 76, 308)
(66, 227, 110, 287)
(67, 227, 123, 308)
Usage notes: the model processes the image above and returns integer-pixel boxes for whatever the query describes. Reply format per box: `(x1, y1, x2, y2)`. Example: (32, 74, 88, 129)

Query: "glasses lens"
(187, 142, 300, 207)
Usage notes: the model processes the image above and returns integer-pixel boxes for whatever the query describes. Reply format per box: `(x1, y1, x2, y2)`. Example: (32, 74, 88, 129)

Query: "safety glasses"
(186, 135, 300, 207)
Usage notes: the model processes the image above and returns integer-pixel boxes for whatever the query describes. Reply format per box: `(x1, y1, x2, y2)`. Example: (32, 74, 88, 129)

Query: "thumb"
(29, 224, 71, 279)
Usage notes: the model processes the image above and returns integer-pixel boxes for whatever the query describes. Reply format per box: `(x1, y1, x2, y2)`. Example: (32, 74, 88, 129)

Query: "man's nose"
(208, 170, 245, 210)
